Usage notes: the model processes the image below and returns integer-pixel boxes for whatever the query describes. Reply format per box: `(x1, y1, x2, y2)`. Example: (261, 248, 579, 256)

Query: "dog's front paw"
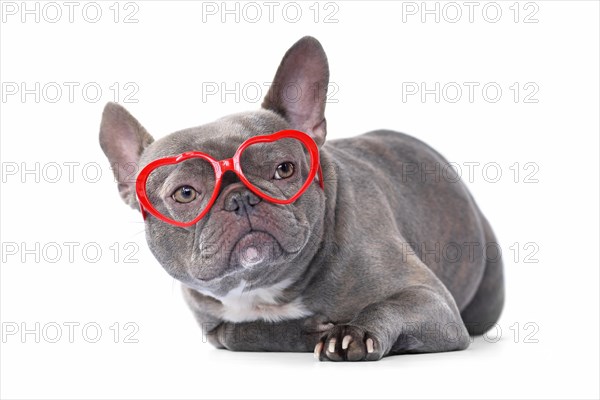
(314, 324, 384, 361)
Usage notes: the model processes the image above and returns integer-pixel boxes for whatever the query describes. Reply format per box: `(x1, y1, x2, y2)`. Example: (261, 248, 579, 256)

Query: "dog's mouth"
(189, 227, 289, 283)
(229, 230, 283, 270)
(187, 202, 310, 284)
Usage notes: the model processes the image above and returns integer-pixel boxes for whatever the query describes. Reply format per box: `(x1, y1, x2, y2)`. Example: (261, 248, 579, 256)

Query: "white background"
(1, 1, 599, 399)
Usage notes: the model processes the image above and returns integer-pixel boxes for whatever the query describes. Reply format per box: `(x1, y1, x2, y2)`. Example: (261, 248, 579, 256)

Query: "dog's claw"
(342, 334, 352, 350)
(314, 341, 324, 359)
(328, 338, 336, 353)
(316, 325, 383, 361)
(366, 338, 374, 353)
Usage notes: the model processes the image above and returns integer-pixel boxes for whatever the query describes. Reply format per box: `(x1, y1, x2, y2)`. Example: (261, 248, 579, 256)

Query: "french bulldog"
(99, 36, 504, 361)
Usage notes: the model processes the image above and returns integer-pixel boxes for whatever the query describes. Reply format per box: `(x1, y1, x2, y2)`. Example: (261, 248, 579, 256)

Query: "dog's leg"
(207, 317, 332, 353)
(460, 216, 505, 335)
(316, 285, 470, 361)
(183, 286, 332, 352)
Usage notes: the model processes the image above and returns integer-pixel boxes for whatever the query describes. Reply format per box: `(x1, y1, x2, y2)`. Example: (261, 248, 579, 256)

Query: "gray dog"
(99, 36, 504, 361)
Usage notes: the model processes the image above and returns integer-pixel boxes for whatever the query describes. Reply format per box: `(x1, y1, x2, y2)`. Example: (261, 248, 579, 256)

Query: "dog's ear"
(262, 36, 329, 147)
(99, 102, 154, 208)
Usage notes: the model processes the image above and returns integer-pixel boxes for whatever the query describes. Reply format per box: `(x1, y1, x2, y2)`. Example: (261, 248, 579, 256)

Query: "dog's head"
(99, 37, 330, 296)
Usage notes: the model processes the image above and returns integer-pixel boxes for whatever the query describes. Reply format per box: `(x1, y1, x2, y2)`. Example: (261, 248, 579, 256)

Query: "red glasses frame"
(136, 129, 324, 228)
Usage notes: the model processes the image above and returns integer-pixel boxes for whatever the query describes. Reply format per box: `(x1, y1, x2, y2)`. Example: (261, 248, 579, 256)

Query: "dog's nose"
(223, 186, 261, 212)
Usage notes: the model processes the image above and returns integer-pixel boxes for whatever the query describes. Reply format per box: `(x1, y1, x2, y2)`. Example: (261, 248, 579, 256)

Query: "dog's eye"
(172, 185, 198, 203)
(274, 162, 295, 180)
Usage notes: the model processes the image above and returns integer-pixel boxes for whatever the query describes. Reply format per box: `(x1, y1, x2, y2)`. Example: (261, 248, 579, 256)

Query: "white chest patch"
(210, 279, 313, 323)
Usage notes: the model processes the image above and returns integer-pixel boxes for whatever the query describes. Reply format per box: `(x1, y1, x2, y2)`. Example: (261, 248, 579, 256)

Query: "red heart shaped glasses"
(135, 129, 324, 227)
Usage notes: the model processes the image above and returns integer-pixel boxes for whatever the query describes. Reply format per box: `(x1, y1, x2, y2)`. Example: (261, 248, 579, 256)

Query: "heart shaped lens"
(144, 156, 217, 224)
(239, 137, 313, 201)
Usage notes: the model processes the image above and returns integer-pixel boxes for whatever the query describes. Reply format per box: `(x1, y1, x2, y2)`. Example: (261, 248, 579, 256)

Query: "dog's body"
(100, 37, 504, 361)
